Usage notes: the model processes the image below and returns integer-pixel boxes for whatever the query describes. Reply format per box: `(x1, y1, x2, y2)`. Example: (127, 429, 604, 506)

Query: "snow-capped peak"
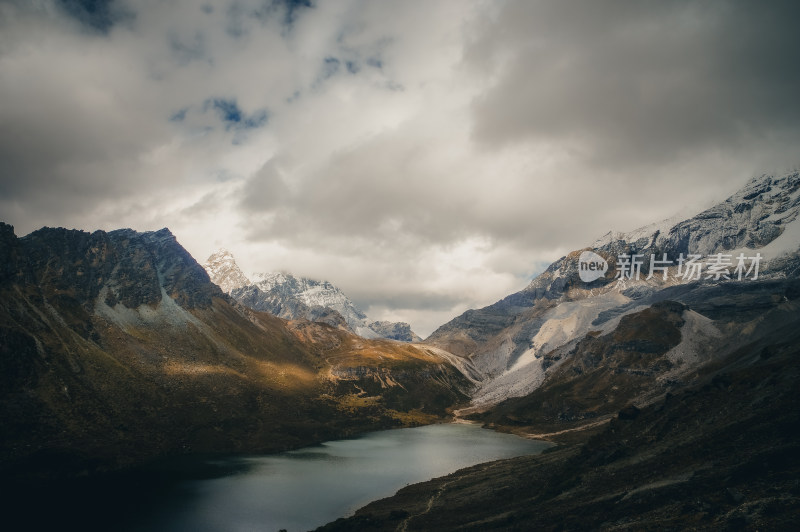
(251, 270, 370, 326)
(593, 171, 800, 257)
(203, 252, 422, 342)
(203, 249, 251, 293)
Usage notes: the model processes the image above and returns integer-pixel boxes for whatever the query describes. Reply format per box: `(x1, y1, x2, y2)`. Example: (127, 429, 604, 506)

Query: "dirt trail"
(397, 479, 456, 532)
(520, 417, 611, 440)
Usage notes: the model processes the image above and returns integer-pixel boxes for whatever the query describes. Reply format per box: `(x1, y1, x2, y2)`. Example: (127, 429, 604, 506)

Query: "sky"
(1, 0, 799, 337)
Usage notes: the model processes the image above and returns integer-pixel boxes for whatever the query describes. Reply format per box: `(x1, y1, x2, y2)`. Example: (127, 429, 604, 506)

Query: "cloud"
(467, 0, 800, 172)
(240, 159, 290, 211)
(1, 0, 799, 337)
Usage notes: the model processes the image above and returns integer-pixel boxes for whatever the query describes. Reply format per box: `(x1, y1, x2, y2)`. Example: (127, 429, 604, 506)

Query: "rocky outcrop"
(368, 320, 422, 342)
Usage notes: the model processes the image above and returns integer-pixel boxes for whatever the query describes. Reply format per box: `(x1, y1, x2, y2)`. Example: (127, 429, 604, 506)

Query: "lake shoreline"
(3, 422, 551, 532)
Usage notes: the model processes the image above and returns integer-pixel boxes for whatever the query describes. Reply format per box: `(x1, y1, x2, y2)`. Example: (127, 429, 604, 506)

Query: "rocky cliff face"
(3, 224, 220, 311)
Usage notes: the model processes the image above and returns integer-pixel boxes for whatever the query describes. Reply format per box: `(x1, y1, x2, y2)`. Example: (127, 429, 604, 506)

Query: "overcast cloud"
(1, 0, 799, 336)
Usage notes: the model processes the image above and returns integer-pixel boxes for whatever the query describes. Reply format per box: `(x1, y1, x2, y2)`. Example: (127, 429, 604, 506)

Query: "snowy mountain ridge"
(521, 171, 800, 301)
(252, 271, 370, 321)
(203, 251, 422, 342)
(429, 170, 800, 411)
(593, 171, 800, 258)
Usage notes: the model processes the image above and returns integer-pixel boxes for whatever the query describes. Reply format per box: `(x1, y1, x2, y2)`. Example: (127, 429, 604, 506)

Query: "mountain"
(4, 170, 799, 528)
(201, 247, 250, 293)
(204, 250, 422, 342)
(319, 171, 800, 530)
(427, 171, 800, 409)
(368, 320, 423, 343)
(0, 224, 470, 482)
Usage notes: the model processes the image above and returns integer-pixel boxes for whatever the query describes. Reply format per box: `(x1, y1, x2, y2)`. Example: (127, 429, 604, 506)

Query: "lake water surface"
(124, 423, 549, 532)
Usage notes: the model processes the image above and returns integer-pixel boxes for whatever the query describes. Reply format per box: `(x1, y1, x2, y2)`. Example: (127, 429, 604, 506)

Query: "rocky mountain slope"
(204, 249, 422, 341)
(428, 171, 800, 412)
(320, 302, 800, 530)
(0, 223, 468, 482)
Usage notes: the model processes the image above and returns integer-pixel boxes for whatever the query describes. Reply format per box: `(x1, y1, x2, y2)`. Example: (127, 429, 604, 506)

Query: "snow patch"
(95, 285, 203, 331)
(592, 212, 687, 248)
(658, 309, 722, 381)
(755, 213, 800, 260)
(471, 357, 549, 407)
(470, 291, 637, 407)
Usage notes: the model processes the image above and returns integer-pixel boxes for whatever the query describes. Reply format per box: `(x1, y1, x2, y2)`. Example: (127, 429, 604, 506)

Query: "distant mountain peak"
(369, 320, 423, 343)
(204, 249, 251, 293)
(203, 250, 421, 342)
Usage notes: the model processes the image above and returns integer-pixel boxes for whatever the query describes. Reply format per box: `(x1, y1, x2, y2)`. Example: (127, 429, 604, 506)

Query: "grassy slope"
(0, 291, 471, 482)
